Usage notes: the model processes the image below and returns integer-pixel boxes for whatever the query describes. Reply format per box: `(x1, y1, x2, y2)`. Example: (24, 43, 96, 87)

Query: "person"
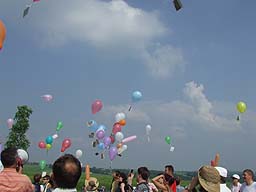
(41, 175, 51, 192)
(175, 177, 184, 192)
(0, 147, 34, 192)
(115, 172, 133, 192)
(111, 171, 121, 192)
(33, 173, 42, 192)
(165, 165, 176, 192)
(51, 154, 82, 192)
(152, 173, 174, 192)
(215, 167, 231, 192)
(230, 174, 241, 192)
(183, 165, 220, 192)
(240, 169, 256, 192)
(130, 167, 150, 192)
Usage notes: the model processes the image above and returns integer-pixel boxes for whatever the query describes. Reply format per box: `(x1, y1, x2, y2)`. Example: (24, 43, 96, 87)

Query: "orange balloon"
(214, 153, 220, 166)
(119, 119, 126, 126)
(85, 164, 90, 180)
(117, 143, 123, 149)
(0, 20, 6, 50)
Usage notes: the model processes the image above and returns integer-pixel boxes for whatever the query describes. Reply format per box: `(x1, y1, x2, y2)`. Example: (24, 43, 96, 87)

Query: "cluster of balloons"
(0, 20, 6, 50)
(236, 101, 247, 121)
(165, 136, 174, 152)
(210, 153, 220, 167)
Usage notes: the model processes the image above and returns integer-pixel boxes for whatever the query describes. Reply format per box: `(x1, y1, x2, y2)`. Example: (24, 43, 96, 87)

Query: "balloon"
(214, 153, 220, 166)
(115, 132, 124, 142)
(170, 146, 175, 152)
(110, 135, 115, 144)
(52, 134, 58, 139)
(85, 164, 90, 180)
(91, 99, 103, 114)
(75, 149, 83, 159)
(122, 135, 137, 143)
(109, 147, 118, 161)
(87, 120, 98, 132)
(103, 137, 111, 147)
(39, 160, 46, 170)
(165, 136, 171, 145)
(17, 149, 29, 164)
(41, 94, 53, 102)
(96, 130, 105, 140)
(118, 145, 128, 155)
(33, 0, 40, 2)
(119, 119, 126, 126)
(61, 138, 71, 152)
(146, 125, 152, 135)
(98, 143, 105, 150)
(7, 118, 14, 129)
(237, 101, 247, 113)
(56, 121, 63, 132)
(38, 141, 46, 149)
(116, 143, 123, 149)
(112, 123, 122, 134)
(132, 91, 142, 102)
(46, 144, 52, 150)
(115, 113, 126, 122)
(0, 20, 6, 50)
(96, 125, 107, 133)
(210, 160, 215, 167)
(45, 136, 53, 144)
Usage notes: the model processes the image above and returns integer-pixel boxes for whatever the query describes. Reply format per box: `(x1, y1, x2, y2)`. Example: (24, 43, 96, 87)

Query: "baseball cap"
(232, 174, 240, 180)
(215, 167, 228, 178)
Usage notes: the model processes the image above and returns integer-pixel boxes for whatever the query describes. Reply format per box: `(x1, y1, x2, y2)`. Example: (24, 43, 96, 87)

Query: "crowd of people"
(0, 147, 256, 192)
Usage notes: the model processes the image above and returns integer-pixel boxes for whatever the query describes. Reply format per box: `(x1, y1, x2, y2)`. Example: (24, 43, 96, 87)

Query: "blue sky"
(0, 0, 256, 171)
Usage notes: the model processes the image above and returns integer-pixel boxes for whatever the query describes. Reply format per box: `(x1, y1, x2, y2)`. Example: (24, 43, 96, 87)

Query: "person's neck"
(246, 180, 254, 186)
(233, 182, 238, 186)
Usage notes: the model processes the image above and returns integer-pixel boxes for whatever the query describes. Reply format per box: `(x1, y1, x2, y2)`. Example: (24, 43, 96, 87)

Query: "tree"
(5, 105, 33, 150)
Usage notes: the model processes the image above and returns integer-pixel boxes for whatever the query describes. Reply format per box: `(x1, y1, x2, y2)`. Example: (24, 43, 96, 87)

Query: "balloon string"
(147, 136, 150, 143)
(110, 161, 112, 171)
(128, 105, 132, 112)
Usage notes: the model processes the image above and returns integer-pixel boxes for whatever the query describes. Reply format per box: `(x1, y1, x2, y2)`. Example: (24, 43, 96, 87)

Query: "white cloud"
(30, 0, 184, 78)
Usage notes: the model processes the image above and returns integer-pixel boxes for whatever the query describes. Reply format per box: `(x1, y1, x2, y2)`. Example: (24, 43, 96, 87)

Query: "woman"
(152, 174, 174, 192)
(116, 172, 133, 192)
(111, 171, 121, 192)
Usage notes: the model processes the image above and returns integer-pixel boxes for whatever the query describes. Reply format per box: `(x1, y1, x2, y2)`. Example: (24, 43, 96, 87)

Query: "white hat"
(215, 166, 228, 178)
(17, 149, 29, 164)
(232, 174, 240, 180)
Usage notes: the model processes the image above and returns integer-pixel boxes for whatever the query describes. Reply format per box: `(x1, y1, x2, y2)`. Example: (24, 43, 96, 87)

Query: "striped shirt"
(0, 168, 34, 192)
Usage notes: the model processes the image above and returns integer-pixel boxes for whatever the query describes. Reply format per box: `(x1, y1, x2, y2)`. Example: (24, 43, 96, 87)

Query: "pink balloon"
(112, 123, 122, 134)
(96, 130, 105, 140)
(42, 94, 53, 102)
(33, 0, 40, 2)
(122, 135, 137, 143)
(91, 99, 103, 114)
(7, 118, 14, 129)
(109, 146, 118, 161)
(38, 141, 46, 149)
(61, 138, 72, 152)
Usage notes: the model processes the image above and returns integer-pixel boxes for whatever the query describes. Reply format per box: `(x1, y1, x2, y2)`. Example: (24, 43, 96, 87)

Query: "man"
(231, 174, 241, 192)
(52, 154, 82, 192)
(0, 147, 34, 192)
(165, 165, 176, 192)
(240, 169, 256, 192)
(215, 167, 231, 192)
(134, 167, 150, 192)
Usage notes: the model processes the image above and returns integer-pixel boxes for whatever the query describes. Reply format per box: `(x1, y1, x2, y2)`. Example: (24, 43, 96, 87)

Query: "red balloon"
(38, 141, 46, 149)
(112, 123, 122, 134)
(61, 138, 72, 152)
(210, 160, 215, 167)
(110, 135, 115, 144)
(91, 99, 103, 114)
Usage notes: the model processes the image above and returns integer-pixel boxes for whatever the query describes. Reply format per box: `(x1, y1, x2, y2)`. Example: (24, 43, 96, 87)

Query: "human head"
(232, 174, 240, 185)
(165, 165, 174, 176)
(1, 147, 18, 168)
(42, 175, 51, 184)
(137, 167, 150, 183)
(33, 174, 41, 183)
(119, 172, 127, 183)
(215, 167, 228, 184)
(113, 170, 121, 180)
(52, 154, 82, 189)
(243, 169, 254, 184)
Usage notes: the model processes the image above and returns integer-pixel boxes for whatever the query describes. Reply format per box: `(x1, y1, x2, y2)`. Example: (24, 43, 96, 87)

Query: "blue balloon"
(45, 136, 53, 144)
(98, 143, 105, 150)
(132, 91, 142, 102)
(87, 120, 98, 132)
(96, 124, 107, 133)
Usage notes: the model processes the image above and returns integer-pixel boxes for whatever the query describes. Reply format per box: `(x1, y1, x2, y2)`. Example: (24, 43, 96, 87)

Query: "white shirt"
(231, 182, 241, 192)
(52, 188, 77, 192)
(220, 184, 231, 192)
(240, 182, 256, 192)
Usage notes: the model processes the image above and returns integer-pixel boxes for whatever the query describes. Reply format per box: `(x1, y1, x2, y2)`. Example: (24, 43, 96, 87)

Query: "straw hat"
(198, 165, 220, 192)
(85, 177, 99, 191)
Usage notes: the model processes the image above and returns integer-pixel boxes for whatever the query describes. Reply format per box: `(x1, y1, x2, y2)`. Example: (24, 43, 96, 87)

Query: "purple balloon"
(96, 130, 105, 140)
(109, 146, 118, 161)
(103, 137, 111, 147)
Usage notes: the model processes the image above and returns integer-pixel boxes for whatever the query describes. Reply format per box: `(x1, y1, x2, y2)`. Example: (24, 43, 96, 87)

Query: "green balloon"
(39, 160, 46, 170)
(165, 136, 171, 145)
(56, 121, 63, 131)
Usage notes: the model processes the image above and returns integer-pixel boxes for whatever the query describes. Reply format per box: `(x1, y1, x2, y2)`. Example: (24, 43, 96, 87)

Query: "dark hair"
(176, 176, 181, 185)
(220, 176, 226, 184)
(34, 174, 41, 183)
(164, 173, 175, 185)
(138, 167, 150, 181)
(243, 169, 254, 179)
(1, 148, 18, 167)
(165, 165, 174, 173)
(52, 154, 82, 189)
(119, 172, 130, 191)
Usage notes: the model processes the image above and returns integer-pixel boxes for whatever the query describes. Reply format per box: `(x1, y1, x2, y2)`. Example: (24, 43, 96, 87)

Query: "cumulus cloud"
(30, 0, 184, 78)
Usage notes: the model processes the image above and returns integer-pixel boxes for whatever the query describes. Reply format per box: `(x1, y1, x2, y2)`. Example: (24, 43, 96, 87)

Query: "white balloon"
(146, 125, 151, 135)
(118, 145, 128, 154)
(7, 118, 14, 129)
(52, 134, 58, 139)
(115, 112, 126, 122)
(170, 146, 175, 152)
(115, 132, 124, 142)
(41, 94, 53, 102)
(17, 149, 29, 164)
(75, 149, 83, 159)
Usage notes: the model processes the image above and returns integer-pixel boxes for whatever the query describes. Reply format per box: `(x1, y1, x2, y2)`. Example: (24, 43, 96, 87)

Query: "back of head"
(165, 165, 174, 174)
(1, 147, 18, 168)
(176, 176, 181, 185)
(34, 174, 42, 183)
(53, 154, 82, 189)
(138, 167, 150, 181)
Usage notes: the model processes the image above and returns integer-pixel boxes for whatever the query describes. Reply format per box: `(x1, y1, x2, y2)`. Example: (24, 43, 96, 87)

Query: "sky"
(0, 0, 256, 172)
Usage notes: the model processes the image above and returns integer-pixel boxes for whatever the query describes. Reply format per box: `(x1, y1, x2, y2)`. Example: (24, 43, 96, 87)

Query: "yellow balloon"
(46, 144, 52, 150)
(237, 101, 247, 113)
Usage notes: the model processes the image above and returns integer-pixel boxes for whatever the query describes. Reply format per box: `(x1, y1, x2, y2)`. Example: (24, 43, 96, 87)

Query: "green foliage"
(5, 105, 33, 150)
